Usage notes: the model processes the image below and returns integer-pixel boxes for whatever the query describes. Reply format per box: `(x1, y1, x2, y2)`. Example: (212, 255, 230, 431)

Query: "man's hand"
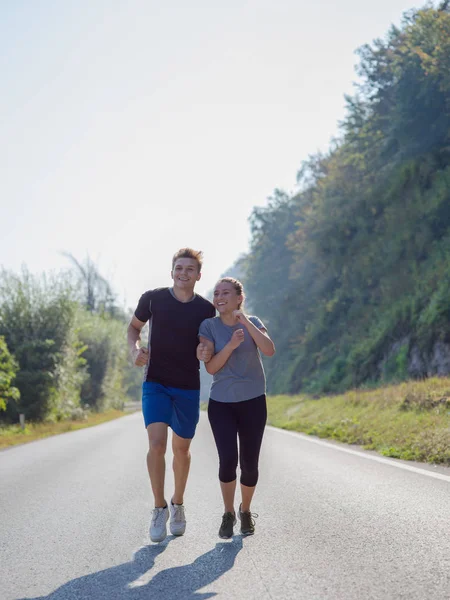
(133, 346, 149, 367)
(197, 342, 213, 363)
(228, 328, 245, 350)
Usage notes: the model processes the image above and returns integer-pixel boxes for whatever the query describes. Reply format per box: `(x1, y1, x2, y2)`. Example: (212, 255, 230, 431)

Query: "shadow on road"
(18, 535, 244, 600)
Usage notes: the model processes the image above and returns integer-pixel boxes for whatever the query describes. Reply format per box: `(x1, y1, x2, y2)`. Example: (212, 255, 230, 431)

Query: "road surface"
(1, 411, 449, 600)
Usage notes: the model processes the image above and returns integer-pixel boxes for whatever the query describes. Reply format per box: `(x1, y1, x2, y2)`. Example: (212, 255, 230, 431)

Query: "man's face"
(171, 258, 201, 290)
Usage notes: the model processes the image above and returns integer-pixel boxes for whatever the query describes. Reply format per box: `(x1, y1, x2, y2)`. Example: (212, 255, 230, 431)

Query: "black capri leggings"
(207, 395, 267, 487)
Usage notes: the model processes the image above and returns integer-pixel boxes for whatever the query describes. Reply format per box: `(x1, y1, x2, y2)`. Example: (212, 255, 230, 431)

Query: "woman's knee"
(219, 456, 238, 483)
(240, 455, 259, 486)
(240, 468, 259, 487)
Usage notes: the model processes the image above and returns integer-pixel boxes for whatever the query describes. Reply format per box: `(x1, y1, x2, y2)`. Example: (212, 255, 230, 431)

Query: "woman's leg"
(220, 480, 237, 514)
(237, 395, 267, 512)
(208, 399, 239, 513)
(240, 483, 256, 514)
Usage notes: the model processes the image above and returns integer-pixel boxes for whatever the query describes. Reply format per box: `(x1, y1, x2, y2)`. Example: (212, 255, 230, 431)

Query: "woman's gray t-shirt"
(198, 316, 266, 403)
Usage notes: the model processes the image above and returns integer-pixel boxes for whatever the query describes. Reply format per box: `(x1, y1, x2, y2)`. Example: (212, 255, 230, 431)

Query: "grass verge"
(267, 377, 450, 465)
(0, 409, 127, 449)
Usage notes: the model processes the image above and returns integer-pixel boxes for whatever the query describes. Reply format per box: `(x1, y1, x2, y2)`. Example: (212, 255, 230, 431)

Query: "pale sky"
(1, 0, 418, 308)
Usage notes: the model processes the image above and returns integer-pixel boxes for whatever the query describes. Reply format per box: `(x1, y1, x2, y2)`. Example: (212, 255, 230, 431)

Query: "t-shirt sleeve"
(249, 315, 266, 330)
(198, 319, 214, 343)
(134, 291, 153, 323)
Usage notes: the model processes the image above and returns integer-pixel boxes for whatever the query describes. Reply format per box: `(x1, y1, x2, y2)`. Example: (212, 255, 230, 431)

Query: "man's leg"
(147, 422, 169, 507)
(142, 382, 173, 542)
(169, 386, 200, 506)
(172, 433, 192, 505)
(168, 387, 199, 537)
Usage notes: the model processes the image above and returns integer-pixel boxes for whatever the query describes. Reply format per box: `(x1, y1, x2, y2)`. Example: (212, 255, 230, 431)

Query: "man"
(127, 248, 215, 542)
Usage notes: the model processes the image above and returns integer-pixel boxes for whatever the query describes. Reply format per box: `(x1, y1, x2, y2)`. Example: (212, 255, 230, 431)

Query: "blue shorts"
(142, 381, 200, 439)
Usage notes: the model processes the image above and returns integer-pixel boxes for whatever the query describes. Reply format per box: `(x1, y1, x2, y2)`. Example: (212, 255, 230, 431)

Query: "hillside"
(238, 3, 450, 395)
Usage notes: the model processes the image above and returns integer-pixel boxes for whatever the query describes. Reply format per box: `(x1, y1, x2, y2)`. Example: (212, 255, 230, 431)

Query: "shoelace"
(151, 507, 166, 527)
(221, 512, 235, 526)
(241, 510, 258, 526)
(172, 504, 185, 523)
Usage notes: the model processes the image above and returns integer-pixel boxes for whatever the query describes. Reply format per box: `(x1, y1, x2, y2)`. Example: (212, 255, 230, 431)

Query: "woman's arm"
(233, 311, 275, 356)
(200, 331, 245, 375)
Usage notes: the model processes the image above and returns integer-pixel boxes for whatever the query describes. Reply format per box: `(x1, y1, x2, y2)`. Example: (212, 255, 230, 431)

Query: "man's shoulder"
(140, 287, 169, 299)
(195, 294, 215, 310)
(194, 293, 213, 305)
(135, 288, 169, 313)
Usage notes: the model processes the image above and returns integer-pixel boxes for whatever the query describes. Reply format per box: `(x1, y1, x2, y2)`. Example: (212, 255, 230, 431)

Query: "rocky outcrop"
(382, 339, 450, 380)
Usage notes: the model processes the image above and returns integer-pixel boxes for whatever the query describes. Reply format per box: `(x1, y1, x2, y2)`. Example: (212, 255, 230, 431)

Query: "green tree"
(0, 269, 80, 421)
(77, 309, 129, 411)
(241, 3, 450, 394)
(0, 336, 20, 414)
(62, 252, 119, 316)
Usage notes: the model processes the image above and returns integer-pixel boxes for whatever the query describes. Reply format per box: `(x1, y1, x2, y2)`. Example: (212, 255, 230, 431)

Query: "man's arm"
(127, 315, 149, 367)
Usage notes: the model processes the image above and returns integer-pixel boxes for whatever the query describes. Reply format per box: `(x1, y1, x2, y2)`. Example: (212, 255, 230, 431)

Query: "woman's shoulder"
(247, 315, 266, 330)
(199, 316, 223, 341)
(248, 314, 263, 324)
(199, 316, 221, 329)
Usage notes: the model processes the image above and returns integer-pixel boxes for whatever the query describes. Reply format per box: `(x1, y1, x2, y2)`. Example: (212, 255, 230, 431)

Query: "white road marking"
(267, 425, 450, 483)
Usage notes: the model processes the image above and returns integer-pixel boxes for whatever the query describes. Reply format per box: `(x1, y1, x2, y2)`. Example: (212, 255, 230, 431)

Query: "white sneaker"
(169, 501, 186, 536)
(150, 505, 169, 542)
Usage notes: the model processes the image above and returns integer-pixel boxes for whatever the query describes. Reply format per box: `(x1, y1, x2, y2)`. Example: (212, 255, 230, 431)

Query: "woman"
(198, 277, 275, 538)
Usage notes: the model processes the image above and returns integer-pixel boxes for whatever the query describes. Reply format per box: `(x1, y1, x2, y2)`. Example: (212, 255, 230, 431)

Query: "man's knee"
(172, 431, 192, 458)
(172, 438, 191, 461)
(149, 438, 167, 457)
(173, 445, 190, 460)
(147, 423, 168, 457)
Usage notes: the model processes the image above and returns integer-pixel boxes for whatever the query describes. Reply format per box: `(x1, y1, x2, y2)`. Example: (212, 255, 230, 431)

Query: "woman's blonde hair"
(215, 277, 245, 310)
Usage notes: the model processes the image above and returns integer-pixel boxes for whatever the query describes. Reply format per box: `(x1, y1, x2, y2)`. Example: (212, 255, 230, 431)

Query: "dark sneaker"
(219, 512, 237, 539)
(239, 505, 258, 535)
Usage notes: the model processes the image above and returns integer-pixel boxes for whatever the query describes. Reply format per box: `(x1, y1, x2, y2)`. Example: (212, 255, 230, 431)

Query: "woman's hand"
(232, 310, 250, 327)
(228, 328, 245, 349)
(232, 313, 276, 357)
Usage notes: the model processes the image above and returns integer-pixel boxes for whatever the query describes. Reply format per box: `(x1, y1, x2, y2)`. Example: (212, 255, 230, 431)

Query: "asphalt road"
(1, 411, 449, 600)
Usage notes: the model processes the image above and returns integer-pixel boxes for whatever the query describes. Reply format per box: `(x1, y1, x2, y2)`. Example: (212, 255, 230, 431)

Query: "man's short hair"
(172, 248, 204, 272)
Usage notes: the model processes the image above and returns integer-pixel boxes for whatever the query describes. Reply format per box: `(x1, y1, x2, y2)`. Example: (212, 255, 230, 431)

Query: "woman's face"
(213, 281, 242, 314)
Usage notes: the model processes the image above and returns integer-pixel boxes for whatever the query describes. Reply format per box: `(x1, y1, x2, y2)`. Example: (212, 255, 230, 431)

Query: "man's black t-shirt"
(134, 287, 215, 390)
